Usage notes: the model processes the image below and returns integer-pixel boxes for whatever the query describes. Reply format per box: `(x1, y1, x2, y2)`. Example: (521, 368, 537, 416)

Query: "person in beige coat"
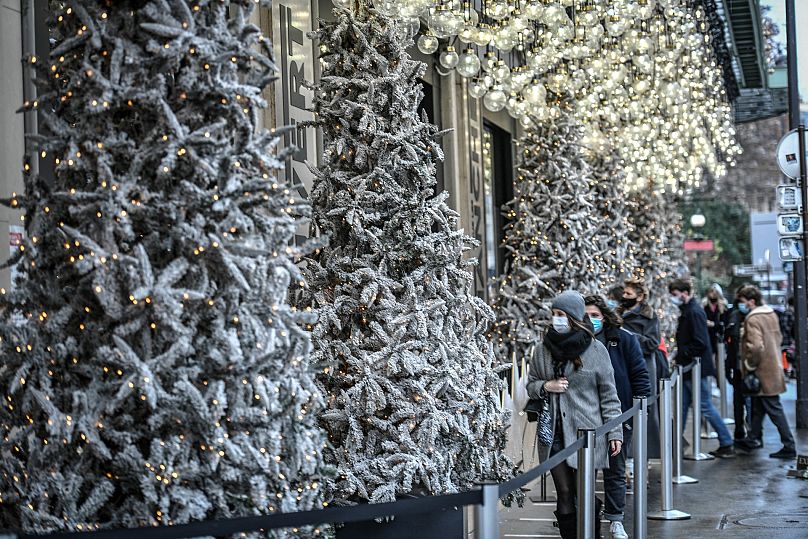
(737, 285, 796, 459)
(527, 291, 623, 539)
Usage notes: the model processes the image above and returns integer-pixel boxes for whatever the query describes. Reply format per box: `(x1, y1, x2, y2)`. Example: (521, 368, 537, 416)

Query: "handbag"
(742, 372, 761, 394)
(742, 358, 761, 394)
(524, 396, 553, 446)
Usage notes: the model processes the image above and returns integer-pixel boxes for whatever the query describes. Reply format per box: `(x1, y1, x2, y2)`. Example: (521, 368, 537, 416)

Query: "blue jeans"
(603, 426, 631, 522)
(682, 377, 733, 447)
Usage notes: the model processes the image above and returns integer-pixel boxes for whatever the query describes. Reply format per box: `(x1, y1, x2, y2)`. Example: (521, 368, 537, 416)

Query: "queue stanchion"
(577, 429, 597, 539)
(633, 397, 648, 539)
(672, 365, 698, 484)
(474, 482, 499, 539)
(684, 358, 714, 461)
(648, 379, 691, 520)
(717, 343, 734, 424)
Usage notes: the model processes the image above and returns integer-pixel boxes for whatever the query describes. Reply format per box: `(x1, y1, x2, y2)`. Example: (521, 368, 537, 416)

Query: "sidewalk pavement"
(499, 380, 808, 538)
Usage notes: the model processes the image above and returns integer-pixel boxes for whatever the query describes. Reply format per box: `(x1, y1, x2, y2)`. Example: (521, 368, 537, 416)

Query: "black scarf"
(544, 327, 592, 367)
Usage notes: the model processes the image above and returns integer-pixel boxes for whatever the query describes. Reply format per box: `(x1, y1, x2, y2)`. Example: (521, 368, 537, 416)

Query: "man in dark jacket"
(669, 279, 735, 458)
(724, 294, 750, 441)
(586, 296, 651, 539)
(617, 278, 662, 459)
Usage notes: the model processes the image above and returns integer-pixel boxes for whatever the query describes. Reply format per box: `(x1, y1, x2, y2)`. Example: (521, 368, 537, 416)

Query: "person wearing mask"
(725, 289, 751, 441)
(617, 278, 661, 458)
(585, 296, 650, 539)
(703, 283, 728, 365)
(669, 279, 735, 458)
(607, 286, 624, 311)
(527, 291, 623, 539)
(735, 286, 797, 458)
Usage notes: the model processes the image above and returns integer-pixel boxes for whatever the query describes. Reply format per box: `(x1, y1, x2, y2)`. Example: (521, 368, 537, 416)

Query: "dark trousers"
(603, 427, 630, 522)
(730, 368, 750, 440)
(750, 395, 796, 451)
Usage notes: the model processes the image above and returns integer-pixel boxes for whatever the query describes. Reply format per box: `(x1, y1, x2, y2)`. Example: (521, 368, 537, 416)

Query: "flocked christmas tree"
(626, 189, 685, 339)
(0, 1, 326, 533)
(300, 5, 513, 504)
(587, 151, 638, 286)
(493, 116, 612, 356)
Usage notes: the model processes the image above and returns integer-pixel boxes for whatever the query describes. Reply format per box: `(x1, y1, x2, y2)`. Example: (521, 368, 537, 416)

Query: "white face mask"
(552, 315, 571, 334)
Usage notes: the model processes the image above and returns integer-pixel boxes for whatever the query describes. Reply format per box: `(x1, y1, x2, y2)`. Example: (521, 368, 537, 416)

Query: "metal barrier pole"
(672, 366, 698, 484)
(648, 379, 691, 520)
(717, 343, 734, 424)
(633, 397, 648, 539)
(474, 482, 499, 539)
(685, 358, 714, 460)
(577, 429, 597, 539)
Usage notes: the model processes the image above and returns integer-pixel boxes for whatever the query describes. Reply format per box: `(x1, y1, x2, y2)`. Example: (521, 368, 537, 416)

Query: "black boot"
(554, 511, 576, 539)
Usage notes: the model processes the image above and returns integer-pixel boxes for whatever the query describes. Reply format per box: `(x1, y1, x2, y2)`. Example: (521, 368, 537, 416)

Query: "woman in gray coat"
(527, 291, 623, 539)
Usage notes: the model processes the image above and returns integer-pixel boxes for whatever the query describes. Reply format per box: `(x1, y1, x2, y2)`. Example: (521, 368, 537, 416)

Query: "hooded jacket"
(619, 302, 660, 360)
(741, 305, 786, 396)
(597, 325, 651, 421)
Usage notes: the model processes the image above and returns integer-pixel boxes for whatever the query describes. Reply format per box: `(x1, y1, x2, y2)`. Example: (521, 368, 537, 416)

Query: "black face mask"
(709, 297, 718, 304)
(621, 297, 638, 309)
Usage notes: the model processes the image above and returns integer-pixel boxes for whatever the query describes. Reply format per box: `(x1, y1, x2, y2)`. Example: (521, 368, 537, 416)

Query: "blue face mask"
(670, 296, 684, 306)
(738, 303, 749, 314)
(606, 299, 619, 310)
(591, 317, 604, 333)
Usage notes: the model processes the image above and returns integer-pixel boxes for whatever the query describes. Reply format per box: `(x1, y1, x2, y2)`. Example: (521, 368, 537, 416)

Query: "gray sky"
(761, 1, 808, 99)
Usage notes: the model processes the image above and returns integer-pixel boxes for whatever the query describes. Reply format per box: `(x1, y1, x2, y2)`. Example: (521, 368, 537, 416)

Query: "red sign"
(684, 239, 715, 252)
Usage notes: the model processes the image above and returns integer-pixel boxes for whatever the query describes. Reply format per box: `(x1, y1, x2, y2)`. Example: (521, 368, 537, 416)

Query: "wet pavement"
(499, 380, 808, 538)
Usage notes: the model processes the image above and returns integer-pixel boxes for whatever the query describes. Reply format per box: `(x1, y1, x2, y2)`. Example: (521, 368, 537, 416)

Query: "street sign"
(733, 264, 770, 276)
(776, 129, 808, 180)
(779, 237, 804, 261)
(777, 184, 803, 211)
(684, 239, 714, 252)
(778, 213, 804, 235)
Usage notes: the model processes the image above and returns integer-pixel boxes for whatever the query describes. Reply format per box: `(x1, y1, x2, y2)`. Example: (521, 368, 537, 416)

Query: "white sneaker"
(610, 521, 629, 539)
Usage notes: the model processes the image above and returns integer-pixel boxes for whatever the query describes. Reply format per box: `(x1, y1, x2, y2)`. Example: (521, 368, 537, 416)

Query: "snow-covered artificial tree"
(587, 151, 638, 287)
(300, 5, 513, 504)
(492, 117, 612, 356)
(626, 190, 685, 339)
(0, 1, 326, 534)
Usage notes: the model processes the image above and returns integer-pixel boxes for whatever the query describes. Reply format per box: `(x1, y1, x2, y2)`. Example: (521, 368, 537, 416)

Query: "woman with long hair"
(527, 291, 623, 539)
(585, 295, 650, 539)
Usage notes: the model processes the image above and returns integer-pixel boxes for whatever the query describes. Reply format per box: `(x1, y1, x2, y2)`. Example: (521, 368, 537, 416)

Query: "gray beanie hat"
(709, 283, 724, 297)
(551, 290, 586, 322)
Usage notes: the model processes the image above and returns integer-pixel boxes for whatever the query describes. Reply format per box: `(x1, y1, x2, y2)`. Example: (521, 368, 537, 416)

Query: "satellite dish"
(776, 129, 808, 180)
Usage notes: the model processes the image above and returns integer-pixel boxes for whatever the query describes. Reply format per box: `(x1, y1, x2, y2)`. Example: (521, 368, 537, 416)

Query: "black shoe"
(769, 448, 797, 459)
(735, 438, 763, 451)
(709, 445, 736, 459)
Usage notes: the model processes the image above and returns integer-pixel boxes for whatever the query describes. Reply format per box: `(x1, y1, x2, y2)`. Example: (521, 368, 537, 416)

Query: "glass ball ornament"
(525, 1, 544, 20)
(493, 61, 511, 82)
(469, 78, 488, 98)
(524, 80, 547, 105)
(457, 49, 481, 78)
(474, 25, 493, 46)
(417, 34, 439, 54)
(439, 46, 459, 69)
(332, 0, 351, 8)
(483, 86, 507, 112)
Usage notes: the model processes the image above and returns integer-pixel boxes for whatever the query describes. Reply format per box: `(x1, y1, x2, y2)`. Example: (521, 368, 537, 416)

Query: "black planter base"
(335, 506, 464, 539)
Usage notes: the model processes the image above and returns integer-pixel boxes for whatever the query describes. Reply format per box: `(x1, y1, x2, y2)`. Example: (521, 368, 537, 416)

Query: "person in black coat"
(585, 296, 650, 539)
(725, 292, 750, 441)
(669, 279, 735, 457)
(617, 278, 662, 459)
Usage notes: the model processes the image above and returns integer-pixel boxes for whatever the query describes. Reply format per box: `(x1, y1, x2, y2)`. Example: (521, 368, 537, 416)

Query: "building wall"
(0, 0, 25, 291)
(720, 113, 789, 212)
